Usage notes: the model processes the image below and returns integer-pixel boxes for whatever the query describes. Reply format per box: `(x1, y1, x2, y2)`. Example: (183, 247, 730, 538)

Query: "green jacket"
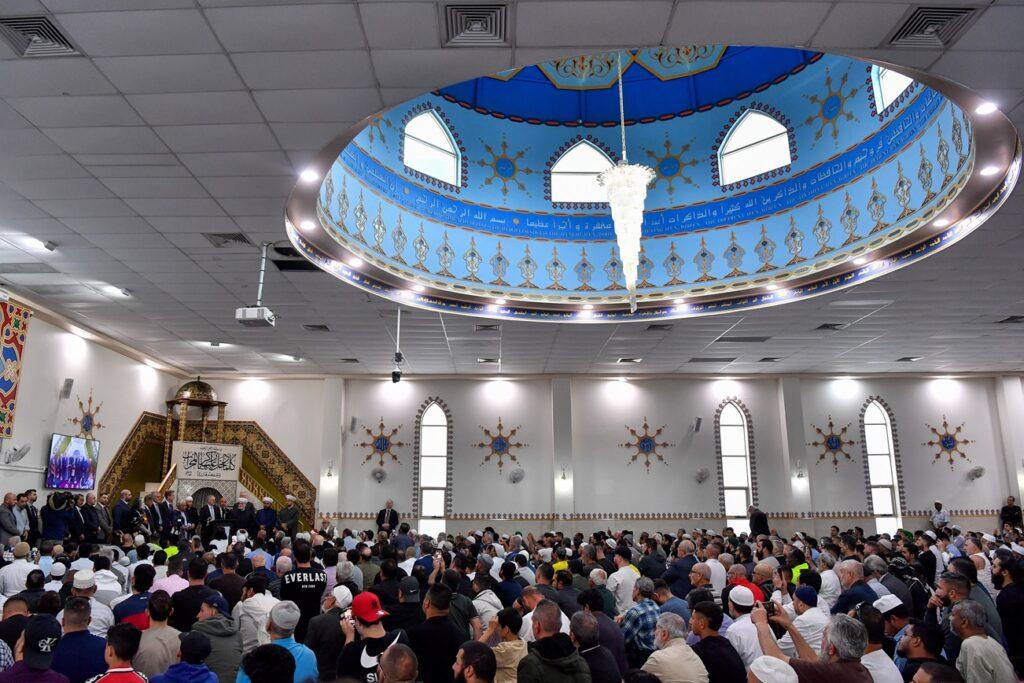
(517, 633, 592, 683)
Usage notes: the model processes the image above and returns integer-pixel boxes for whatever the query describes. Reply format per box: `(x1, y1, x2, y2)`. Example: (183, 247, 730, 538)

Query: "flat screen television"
(45, 433, 99, 490)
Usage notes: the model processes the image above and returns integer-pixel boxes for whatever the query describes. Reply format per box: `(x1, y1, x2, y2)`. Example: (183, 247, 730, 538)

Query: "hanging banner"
(172, 441, 242, 481)
(0, 302, 31, 439)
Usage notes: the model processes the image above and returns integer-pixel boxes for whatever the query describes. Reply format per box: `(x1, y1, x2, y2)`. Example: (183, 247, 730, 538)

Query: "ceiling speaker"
(693, 416, 703, 433)
(59, 378, 73, 400)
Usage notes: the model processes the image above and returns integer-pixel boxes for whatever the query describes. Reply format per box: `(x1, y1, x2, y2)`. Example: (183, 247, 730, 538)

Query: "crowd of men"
(0, 492, 1017, 683)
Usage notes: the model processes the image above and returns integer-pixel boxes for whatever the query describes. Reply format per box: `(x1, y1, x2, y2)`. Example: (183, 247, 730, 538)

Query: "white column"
(552, 377, 574, 516)
(778, 377, 812, 517)
(317, 377, 344, 514)
(994, 376, 1024, 499)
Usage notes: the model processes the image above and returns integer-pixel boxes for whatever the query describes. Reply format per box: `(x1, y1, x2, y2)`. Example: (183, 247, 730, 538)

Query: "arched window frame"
(412, 397, 453, 539)
(712, 103, 795, 191)
(545, 135, 617, 209)
(859, 396, 906, 536)
(867, 64, 916, 119)
(401, 105, 467, 191)
(714, 398, 758, 533)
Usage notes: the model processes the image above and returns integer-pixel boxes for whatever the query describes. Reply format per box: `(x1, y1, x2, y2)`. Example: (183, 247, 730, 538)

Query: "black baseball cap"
(179, 631, 212, 664)
(23, 615, 61, 670)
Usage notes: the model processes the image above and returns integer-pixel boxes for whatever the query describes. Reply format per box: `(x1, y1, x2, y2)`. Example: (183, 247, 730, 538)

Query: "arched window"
(415, 400, 450, 539)
(718, 110, 791, 186)
(717, 400, 754, 534)
(403, 110, 460, 186)
(870, 65, 914, 113)
(550, 140, 614, 204)
(862, 398, 902, 536)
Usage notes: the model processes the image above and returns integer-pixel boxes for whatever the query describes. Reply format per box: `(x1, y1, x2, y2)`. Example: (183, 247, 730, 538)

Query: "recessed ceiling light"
(102, 285, 131, 298)
(933, 218, 950, 227)
(616, 357, 643, 364)
(299, 219, 316, 232)
(975, 101, 998, 115)
(616, 377, 629, 383)
(485, 304, 498, 313)
(144, 359, 162, 369)
(853, 257, 867, 266)
(495, 298, 507, 305)
(24, 238, 58, 252)
(413, 284, 425, 292)
(348, 257, 363, 268)
(203, 341, 231, 348)
(583, 303, 594, 310)
(673, 298, 685, 305)
(980, 166, 1000, 176)
(299, 168, 319, 183)
(766, 284, 778, 291)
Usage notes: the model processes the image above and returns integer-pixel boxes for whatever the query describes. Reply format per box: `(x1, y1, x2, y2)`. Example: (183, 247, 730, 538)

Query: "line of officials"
(0, 487, 303, 549)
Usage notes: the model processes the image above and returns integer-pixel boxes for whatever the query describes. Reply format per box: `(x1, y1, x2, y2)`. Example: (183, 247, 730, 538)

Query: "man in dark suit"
(662, 539, 698, 599)
(376, 499, 399, 535)
(69, 493, 86, 541)
(82, 492, 102, 543)
(199, 493, 223, 544)
(748, 505, 770, 537)
(184, 496, 200, 533)
(112, 489, 133, 535)
(229, 497, 255, 537)
(23, 489, 39, 546)
(145, 493, 165, 542)
(96, 492, 113, 542)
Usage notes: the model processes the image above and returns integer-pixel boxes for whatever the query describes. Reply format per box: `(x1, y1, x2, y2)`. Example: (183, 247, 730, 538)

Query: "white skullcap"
(750, 656, 798, 683)
(262, 497, 273, 504)
(285, 494, 296, 501)
(983, 533, 997, 543)
(729, 585, 754, 607)
(237, 497, 248, 504)
(332, 585, 353, 610)
(1012, 543, 1024, 555)
(873, 595, 903, 614)
(924, 531, 937, 540)
(538, 548, 553, 562)
(605, 538, 617, 550)
(134, 534, 146, 547)
(185, 496, 193, 502)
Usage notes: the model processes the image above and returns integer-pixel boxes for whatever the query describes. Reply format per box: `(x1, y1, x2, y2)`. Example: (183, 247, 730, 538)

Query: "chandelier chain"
(617, 51, 627, 163)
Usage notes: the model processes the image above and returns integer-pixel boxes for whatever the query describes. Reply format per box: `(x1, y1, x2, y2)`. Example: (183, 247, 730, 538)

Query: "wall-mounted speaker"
(59, 378, 74, 400)
(693, 416, 703, 433)
(349, 416, 358, 432)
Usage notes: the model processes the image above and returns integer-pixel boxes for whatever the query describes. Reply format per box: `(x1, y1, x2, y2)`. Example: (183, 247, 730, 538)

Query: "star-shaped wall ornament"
(71, 391, 103, 439)
(620, 418, 674, 472)
(923, 416, 974, 469)
(803, 67, 859, 146)
(356, 418, 406, 467)
(808, 416, 856, 471)
(473, 418, 525, 472)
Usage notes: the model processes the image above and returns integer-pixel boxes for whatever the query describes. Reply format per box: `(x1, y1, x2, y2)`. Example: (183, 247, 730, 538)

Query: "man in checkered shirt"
(616, 576, 661, 668)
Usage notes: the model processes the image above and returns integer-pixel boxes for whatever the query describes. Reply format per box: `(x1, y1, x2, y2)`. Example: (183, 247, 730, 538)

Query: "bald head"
(379, 643, 417, 682)
(728, 564, 747, 580)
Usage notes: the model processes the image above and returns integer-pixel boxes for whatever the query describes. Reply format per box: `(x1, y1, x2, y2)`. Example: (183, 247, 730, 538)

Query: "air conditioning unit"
(235, 306, 276, 328)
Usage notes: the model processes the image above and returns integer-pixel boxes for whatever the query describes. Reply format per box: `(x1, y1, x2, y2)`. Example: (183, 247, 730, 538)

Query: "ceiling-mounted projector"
(236, 242, 276, 327)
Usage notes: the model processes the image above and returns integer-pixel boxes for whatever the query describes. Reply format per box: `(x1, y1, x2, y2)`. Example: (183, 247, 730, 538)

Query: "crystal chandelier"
(597, 51, 655, 312)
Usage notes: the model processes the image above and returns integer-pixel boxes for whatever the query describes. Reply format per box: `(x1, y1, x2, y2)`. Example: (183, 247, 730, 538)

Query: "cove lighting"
(348, 257, 363, 268)
(495, 298, 506, 305)
(413, 284, 425, 292)
(102, 285, 132, 298)
(299, 168, 319, 183)
(980, 166, 1000, 176)
(933, 218, 950, 227)
(673, 298, 685, 305)
(24, 237, 57, 251)
(766, 284, 778, 291)
(975, 101, 998, 115)
(299, 219, 316, 232)
(853, 257, 867, 265)
(143, 359, 162, 369)
(583, 303, 594, 310)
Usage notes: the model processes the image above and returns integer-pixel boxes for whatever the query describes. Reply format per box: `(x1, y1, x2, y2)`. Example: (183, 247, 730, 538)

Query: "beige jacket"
(641, 638, 710, 683)
(493, 639, 529, 683)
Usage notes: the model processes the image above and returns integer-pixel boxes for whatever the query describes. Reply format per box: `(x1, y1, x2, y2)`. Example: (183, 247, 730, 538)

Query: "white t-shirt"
(57, 597, 114, 637)
(706, 558, 727, 595)
(860, 647, 903, 683)
(607, 565, 638, 614)
(519, 608, 570, 642)
(725, 613, 768, 668)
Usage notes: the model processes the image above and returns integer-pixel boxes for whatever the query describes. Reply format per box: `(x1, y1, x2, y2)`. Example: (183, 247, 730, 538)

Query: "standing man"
(0, 493, 19, 548)
(23, 489, 39, 547)
(278, 542, 326, 642)
(96, 493, 113, 543)
(277, 495, 299, 539)
(183, 497, 200, 535)
(12, 493, 29, 544)
(230, 498, 254, 538)
(255, 498, 277, 535)
(931, 501, 950, 532)
(113, 490, 133, 536)
(199, 495, 222, 546)
(1000, 496, 1023, 532)
(376, 499, 398, 536)
(82, 493, 102, 544)
(748, 506, 770, 538)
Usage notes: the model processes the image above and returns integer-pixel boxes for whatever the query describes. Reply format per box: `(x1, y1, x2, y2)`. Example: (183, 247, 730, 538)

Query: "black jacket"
(749, 509, 770, 537)
(376, 508, 399, 532)
(81, 504, 101, 542)
(305, 606, 344, 680)
(517, 633, 592, 683)
(408, 615, 464, 683)
(579, 644, 619, 683)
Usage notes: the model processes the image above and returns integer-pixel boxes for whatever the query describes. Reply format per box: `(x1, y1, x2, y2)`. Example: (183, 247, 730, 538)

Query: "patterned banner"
(0, 302, 31, 438)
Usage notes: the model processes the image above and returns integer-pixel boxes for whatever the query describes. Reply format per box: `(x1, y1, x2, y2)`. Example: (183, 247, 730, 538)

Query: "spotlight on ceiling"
(391, 369, 402, 383)
(673, 298, 686, 305)
(933, 218, 950, 227)
(853, 257, 868, 266)
(299, 168, 319, 183)
(102, 285, 132, 298)
(485, 304, 498, 313)
(299, 219, 317, 232)
(975, 101, 998, 115)
(413, 284, 425, 292)
(348, 257, 363, 268)
(979, 166, 1000, 176)
(766, 284, 779, 291)
(495, 298, 507, 305)
(583, 303, 594, 310)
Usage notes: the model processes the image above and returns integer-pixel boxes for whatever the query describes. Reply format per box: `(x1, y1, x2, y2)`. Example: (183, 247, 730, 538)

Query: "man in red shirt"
(723, 564, 765, 604)
(85, 623, 146, 683)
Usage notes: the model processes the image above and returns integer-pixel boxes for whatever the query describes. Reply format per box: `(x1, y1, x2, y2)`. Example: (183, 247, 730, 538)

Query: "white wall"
(6, 318, 178, 495)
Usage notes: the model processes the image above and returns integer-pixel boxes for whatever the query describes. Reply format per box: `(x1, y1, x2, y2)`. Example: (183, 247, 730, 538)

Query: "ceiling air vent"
(687, 357, 736, 364)
(816, 323, 847, 331)
(272, 259, 320, 272)
(715, 335, 771, 343)
(995, 316, 1024, 324)
(474, 323, 500, 332)
(302, 324, 331, 332)
(0, 262, 58, 274)
(476, 357, 499, 364)
(646, 323, 674, 332)
(203, 232, 253, 249)
(444, 4, 509, 46)
(897, 356, 924, 362)
(616, 357, 643, 364)
(759, 357, 780, 363)
(0, 16, 78, 57)
(338, 358, 360, 364)
(887, 6, 979, 48)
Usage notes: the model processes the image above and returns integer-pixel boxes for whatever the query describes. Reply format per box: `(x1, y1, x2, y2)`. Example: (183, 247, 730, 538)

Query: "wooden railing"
(238, 468, 271, 505)
(157, 462, 177, 494)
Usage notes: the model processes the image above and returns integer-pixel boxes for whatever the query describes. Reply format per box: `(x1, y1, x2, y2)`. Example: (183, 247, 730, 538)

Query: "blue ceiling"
(436, 46, 822, 125)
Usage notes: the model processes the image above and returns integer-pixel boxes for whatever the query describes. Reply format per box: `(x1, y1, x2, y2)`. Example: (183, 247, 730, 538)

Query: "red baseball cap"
(351, 591, 389, 623)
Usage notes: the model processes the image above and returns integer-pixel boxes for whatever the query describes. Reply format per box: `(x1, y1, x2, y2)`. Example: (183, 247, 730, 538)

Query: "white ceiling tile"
(811, 3, 911, 49)
(177, 151, 293, 177)
(269, 122, 343, 151)
(41, 0, 192, 10)
(665, 1, 832, 45)
(216, 197, 286, 215)
(42, 126, 169, 154)
(0, 101, 31, 128)
(198, 176, 292, 198)
(0, 59, 117, 97)
(126, 91, 263, 126)
(204, 4, 364, 51)
(5, 95, 143, 128)
(0, 129, 65, 156)
(361, 2, 441, 49)
(32, 197, 136, 217)
(379, 88, 429, 107)
(101, 177, 209, 198)
(372, 48, 512, 88)
(0, 155, 90, 180)
(931, 51, 1024, 89)
(88, 164, 192, 178)
(253, 88, 382, 123)
(517, 1, 673, 47)
(72, 153, 179, 165)
(0, 199, 49, 219)
(60, 216, 156, 234)
(233, 51, 377, 90)
(145, 216, 238, 233)
(93, 54, 245, 94)
(5, 178, 114, 200)
(54, 9, 221, 56)
(954, 6, 1024, 51)
(123, 197, 225, 216)
(153, 123, 279, 153)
